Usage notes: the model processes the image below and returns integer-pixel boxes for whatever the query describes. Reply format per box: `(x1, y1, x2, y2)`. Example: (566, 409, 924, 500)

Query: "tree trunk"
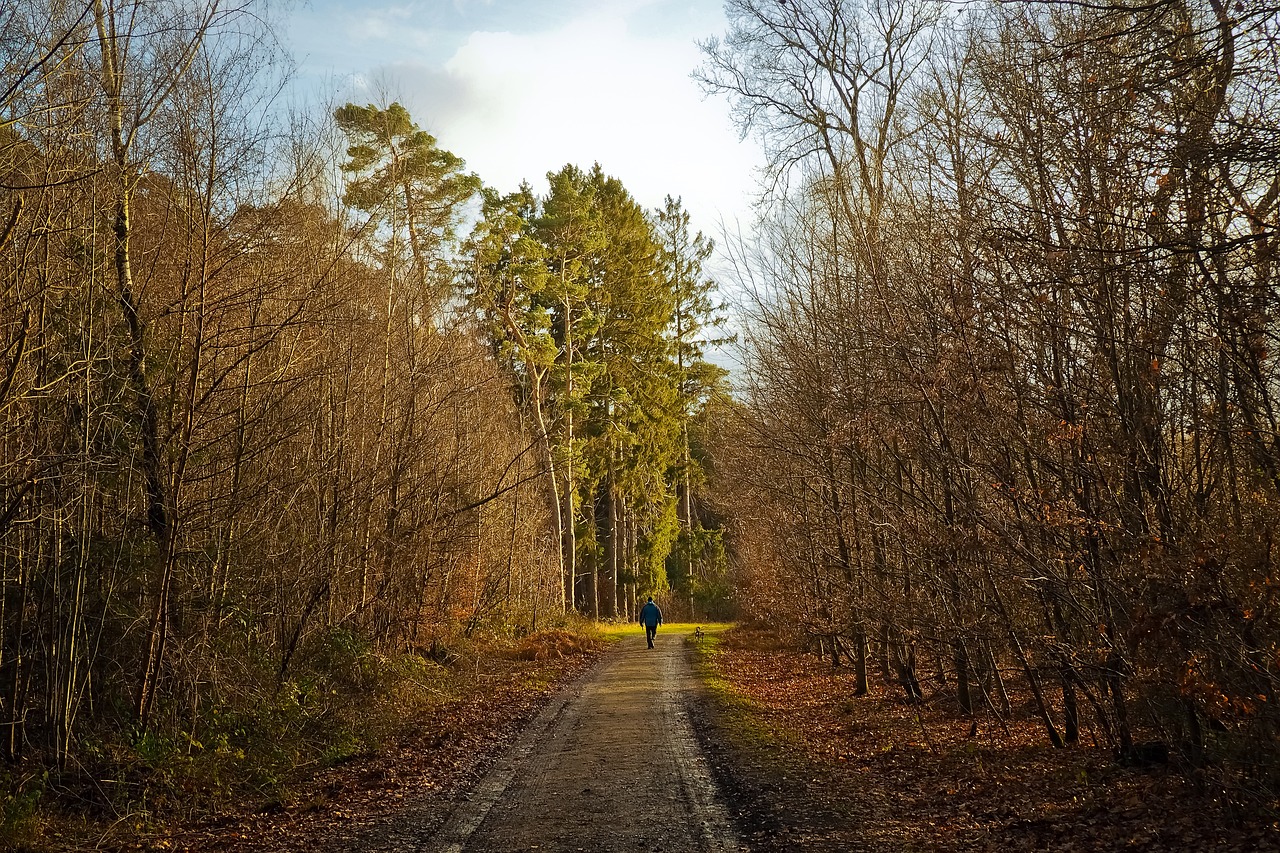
(986, 562, 1063, 748)
(605, 482, 618, 618)
(851, 618, 869, 696)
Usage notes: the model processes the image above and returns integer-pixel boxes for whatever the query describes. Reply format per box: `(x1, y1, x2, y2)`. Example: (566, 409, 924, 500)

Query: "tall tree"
(90, 0, 236, 731)
(535, 164, 606, 610)
(467, 184, 569, 609)
(334, 101, 480, 318)
(654, 195, 729, 616)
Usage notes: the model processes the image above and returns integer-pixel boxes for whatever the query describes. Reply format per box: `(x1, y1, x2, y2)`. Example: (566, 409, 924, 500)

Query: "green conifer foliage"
(335, 102, 480, 314)
(467, 166, 732, 617)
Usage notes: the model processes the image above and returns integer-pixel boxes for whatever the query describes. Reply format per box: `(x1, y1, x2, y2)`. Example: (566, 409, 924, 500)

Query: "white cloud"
(393, 6, 762, 234)
(290, 1, 764, 237)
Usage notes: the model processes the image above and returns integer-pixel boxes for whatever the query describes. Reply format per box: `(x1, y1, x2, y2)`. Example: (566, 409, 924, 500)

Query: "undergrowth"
(4, 623, 603, 852)
(509, 629, 601, 660)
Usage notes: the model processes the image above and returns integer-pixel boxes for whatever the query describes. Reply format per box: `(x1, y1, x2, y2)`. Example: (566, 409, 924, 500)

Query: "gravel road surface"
(426, 632, 742, 853)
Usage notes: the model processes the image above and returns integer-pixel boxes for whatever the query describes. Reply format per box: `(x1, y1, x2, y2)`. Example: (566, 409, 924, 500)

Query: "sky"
(283, 0, 765, 240)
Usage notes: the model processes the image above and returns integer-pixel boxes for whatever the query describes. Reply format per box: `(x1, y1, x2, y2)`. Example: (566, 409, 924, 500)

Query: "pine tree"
(536, 165, 606, 610)
(467, 167, 728, 617)
(335, 102, 479, 317)
(467, 184, 569, 609)
(579, 168, 680, 618)
(653, 196, 730, 617)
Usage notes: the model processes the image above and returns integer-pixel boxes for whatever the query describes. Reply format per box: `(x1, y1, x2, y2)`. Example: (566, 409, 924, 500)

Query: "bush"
(0, 771, 44, 843)
(510, 629, 600, 660)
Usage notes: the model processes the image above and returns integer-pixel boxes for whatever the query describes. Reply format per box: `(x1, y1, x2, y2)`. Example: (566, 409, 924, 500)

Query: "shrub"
(510, 629, 600, 660)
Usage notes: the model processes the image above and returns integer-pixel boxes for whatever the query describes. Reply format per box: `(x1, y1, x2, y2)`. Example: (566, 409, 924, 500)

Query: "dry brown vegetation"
(31, 637, 602, 852)
(699, 628, 1280, 852)
(509, 629, 602, 661)
(704, 0, 1280, 798)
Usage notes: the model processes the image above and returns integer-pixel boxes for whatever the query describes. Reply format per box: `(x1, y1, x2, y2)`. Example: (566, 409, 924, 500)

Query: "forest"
(704, 0, 1280, 806)
(3, 0, 1280, 844)
(1, 0, 730, 832)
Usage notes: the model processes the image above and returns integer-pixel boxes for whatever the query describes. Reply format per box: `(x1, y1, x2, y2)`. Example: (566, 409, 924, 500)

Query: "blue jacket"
(639, 601, 662, 628)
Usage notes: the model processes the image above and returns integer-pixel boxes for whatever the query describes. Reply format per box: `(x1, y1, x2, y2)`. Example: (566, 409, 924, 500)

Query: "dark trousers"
(645, 624, 657, 648)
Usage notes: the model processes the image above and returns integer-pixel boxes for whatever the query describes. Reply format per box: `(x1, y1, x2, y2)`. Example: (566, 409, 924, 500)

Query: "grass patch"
(597, 621, 733, 643)
(689, 626, 797, 755)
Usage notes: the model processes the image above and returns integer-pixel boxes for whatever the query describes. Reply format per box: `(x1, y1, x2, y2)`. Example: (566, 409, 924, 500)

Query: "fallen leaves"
(90, 650, 601, 853)
(699, 628, 1280, 853)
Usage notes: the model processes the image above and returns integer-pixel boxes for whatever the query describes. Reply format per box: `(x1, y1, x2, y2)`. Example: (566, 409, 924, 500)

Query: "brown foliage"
(509, 629, 601, 661)
(706, 628, 1280, 853)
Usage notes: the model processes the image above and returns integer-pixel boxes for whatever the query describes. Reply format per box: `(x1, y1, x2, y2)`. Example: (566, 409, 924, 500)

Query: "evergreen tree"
(653, 196, 730, 616)
(466, 184, 569, 608)
(335, 102, 479, 316)
(535, 164, 606, 609)
(580, 168, 680, 617)
(466, 167, 730, 617)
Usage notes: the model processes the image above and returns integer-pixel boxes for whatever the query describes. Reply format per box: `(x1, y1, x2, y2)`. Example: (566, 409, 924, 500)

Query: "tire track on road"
(426, 633, 741, 853)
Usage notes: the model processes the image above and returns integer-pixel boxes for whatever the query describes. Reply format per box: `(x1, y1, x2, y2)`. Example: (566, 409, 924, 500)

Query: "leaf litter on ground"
(85, 640, 601, 853)
(697, 627, 1280, 853)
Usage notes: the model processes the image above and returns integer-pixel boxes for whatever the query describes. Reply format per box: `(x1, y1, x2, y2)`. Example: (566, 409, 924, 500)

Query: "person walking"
(638, 596, 663, 649)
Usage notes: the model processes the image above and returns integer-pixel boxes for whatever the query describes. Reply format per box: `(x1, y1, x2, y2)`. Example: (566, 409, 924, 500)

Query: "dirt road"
(426, 632, 741, 853)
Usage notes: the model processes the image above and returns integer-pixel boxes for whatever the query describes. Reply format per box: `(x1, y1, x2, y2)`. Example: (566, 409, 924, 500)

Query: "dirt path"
(425, 632, 741, 853)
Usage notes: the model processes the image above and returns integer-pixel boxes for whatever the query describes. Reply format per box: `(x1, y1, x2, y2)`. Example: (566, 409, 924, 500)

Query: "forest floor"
(693, 626, 1280, 852)
(31, 632, 602, 852)
(24, 625, 1280, 851)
